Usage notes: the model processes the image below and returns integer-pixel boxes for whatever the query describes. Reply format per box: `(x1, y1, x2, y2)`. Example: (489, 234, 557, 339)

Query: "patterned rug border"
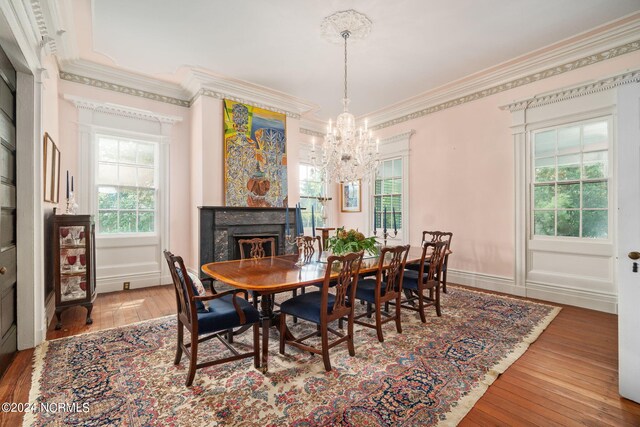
(23, 286, 561, 427)
(438, 301, 561, 426)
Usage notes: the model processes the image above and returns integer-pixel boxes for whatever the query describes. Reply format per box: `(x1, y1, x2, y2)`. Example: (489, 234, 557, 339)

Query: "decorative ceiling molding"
(185, 69, 316, 118)
(63, 94, 183, 124)
(59, 71, 191, 107)
(369, 39, 640, 130)
(380, 130, 415, 145)
(29, 0, 56, 53)
(299, 128, 325, 138)
(196, 89, 300, 119)
(500, 69, 640, 112)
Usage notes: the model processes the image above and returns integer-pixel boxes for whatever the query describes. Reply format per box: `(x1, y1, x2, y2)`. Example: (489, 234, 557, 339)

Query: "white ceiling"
(81, 0, 640, 119)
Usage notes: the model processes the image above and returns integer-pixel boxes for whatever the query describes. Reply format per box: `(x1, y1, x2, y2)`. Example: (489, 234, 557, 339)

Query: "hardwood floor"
(1, 284, 639, 426)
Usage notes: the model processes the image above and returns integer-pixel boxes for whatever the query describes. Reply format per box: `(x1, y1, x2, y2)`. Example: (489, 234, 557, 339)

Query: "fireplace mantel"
(198, 206, 298, 272)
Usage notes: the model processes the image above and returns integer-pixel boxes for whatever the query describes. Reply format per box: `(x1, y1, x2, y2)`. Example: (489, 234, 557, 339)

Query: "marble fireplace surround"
(198, 206, 298, 271)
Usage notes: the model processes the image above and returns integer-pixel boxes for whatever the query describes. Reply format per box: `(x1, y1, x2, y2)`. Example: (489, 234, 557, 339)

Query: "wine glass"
(79, 253, 86, 271)
(78, 230, 86, 244)
(60, 227, 69, 244)
(60, 250, 69, 271)
(79, 279, 87, 291)
(66, 253, 77, 271)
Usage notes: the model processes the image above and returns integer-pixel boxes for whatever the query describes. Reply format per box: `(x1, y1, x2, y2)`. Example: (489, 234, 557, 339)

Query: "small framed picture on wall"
(340, 180, 361, 212)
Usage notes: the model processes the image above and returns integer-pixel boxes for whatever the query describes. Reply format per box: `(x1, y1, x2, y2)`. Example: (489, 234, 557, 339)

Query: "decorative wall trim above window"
(64, 95, 183, 124)
(500, 69, 640, 112)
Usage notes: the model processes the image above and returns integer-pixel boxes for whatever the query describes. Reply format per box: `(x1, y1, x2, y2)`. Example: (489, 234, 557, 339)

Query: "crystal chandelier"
(312, 10, 379, 184)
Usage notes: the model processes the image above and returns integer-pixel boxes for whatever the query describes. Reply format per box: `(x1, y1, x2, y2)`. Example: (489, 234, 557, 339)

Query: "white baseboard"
(448, 268, 617, 313)
(525, 281, 617, 313)
(447, 269, 524, 296)
(97, 272, 172, 294)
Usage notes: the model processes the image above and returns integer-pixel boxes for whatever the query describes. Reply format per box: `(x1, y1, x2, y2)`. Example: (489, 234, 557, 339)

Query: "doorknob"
(0, 267, 6, 275)
(629, 251, 640, 260)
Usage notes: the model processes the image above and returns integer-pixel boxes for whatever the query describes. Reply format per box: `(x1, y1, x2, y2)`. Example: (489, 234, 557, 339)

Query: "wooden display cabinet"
(52, 213, 96, 329)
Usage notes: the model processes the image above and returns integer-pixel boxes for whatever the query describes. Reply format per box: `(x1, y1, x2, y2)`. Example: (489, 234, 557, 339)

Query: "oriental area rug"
(24, 286, 560, 426)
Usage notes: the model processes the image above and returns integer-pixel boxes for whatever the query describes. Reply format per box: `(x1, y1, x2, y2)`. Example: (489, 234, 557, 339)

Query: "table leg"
(259, 294, 274, 373)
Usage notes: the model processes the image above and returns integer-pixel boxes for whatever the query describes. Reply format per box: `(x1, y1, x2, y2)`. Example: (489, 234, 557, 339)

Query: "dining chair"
(400, 241, 447, 322)
(352, 245, 410, 342)
(278, 251, 364, 371)
(406, 231, 453, 293)
(164, 250, 260, 386)
(292, 235, 322, 292)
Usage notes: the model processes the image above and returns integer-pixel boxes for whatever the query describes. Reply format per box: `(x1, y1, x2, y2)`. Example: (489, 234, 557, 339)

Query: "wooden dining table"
(201, 247, 426, 372)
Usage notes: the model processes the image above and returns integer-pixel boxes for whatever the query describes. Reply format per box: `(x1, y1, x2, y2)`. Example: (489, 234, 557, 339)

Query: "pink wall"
(339, 51, 640, 279)
(57, 79, 192, 264)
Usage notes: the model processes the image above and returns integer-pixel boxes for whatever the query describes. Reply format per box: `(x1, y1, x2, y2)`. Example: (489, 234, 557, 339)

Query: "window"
(374, 158, 403, 231)
(299, 164, 325, 229)
(96, 135, 157, 234)
(532, 118, 609, 239)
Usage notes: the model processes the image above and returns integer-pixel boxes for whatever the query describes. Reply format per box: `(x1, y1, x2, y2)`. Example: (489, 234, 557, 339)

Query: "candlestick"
(71, 175, 74, 192)
(392, 207, 397, 233)
(66, 170, 69, 199)
(373, 206, 377, 234)
(383, 207, 387, 233)
(311, 204, 316, 237)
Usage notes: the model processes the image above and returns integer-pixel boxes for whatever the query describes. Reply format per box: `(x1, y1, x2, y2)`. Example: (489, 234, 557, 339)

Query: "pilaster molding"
(64, 95, 183, 124)
(500, 69, 640, 112)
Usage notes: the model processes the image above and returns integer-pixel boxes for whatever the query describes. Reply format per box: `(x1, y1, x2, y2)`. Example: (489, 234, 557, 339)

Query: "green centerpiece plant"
(326, 227, 378, 255)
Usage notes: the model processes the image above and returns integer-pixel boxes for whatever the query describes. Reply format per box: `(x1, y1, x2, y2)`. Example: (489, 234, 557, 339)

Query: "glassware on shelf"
(79, 279, 87, 291)
(79, 253, 86, 271)
(78, 230, 86, 245)
(66, 253, 77, 271)
(60, 227, 70, 244)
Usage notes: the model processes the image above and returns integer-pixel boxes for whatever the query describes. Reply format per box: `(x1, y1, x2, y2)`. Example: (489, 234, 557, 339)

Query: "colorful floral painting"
(224, 100, 287, 207)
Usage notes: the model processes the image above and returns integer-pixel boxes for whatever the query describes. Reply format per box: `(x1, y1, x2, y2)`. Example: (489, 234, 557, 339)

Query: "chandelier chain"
(343, 31, 349, 102)
(313, 10, 378, 184)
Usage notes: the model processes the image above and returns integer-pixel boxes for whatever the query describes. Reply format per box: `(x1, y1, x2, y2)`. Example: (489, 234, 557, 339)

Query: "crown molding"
(0, 0, 44, 73)
(299, 128, 325, 138)
(381, 130, 415, 145)
(64, 94, 183, 124)
(500, 69, 640, 112)
(59, 59, 191, 104)
(366, 15, 640, 130)
(185, 69, 316, 118)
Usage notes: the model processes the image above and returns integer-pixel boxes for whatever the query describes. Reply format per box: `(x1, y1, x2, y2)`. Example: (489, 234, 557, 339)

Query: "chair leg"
(347, 314, 355, 357)
(321, 325, 332, 371)
(395, 295, 402, 334)
(375, 306, 384, 343)
(384, 302, 390, 313)
(279, 312, 287, 355)
(435, 286, 442, 317)
(174, 320, 183, 365)
(418, 289, 427, 323)
(227, 328, 234, 343)
(253, 323, 261, 369)
(292, 290, 298, 323)
(442, 269, 448, 293)
(367, 302, 372, 318)
(186, 330, 198, 387)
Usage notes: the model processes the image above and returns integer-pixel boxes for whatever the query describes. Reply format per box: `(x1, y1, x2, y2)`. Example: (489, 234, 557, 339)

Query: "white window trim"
(95, 132, 161, 237)
(529, 115, 613, 242)
(66, 95, 180, 280)
(298, 162, 327, 234)
(369, 130, 413, 244)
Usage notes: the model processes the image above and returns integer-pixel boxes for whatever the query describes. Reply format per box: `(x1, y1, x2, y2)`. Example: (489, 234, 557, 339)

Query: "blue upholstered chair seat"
(280, 291, 336, 324)
(402, 270, 428, 291)
(354, 278, 386, 303)
(196, 295, 260, 334)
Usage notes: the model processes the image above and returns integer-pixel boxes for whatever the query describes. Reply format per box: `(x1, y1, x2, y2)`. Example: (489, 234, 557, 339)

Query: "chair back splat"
(327, 251, 363, 321)
(421, 231, 453, 293)
(238, 237, 275, 259)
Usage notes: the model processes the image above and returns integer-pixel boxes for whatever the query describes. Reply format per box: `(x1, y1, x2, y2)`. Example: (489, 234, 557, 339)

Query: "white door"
(617, 82, 640, 403)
